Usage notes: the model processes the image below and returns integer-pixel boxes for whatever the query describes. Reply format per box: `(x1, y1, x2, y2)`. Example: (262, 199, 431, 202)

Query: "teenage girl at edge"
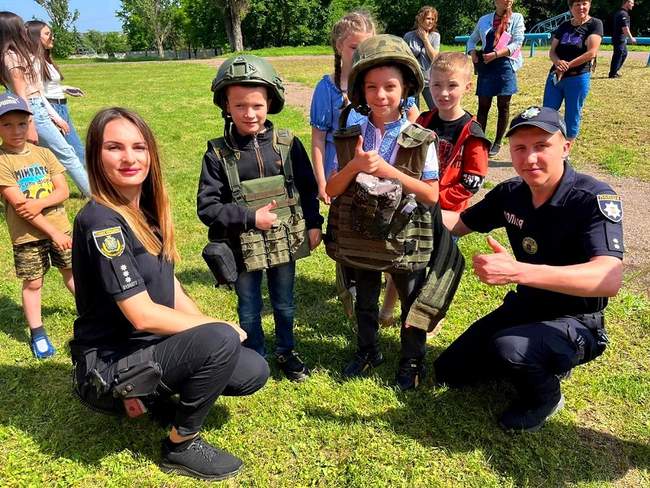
(0, 11, 90, 197)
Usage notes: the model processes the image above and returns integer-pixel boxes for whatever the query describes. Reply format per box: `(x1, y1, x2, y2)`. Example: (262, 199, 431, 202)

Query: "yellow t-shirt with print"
(0, 143, 71, 245)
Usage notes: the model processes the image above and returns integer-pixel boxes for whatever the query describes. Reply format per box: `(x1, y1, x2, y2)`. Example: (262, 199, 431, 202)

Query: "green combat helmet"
(347, 34, 424, 112)
(211, 54, 285, 115)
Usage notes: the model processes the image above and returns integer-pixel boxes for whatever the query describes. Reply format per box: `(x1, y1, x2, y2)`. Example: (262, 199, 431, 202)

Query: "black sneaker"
(276, 350, 310, 382)
(489, 142, 501, 157)
(498, 394, 565, 433)
(395, 359, 425, 391)
(342, 350, 384, 378)
(160, 435, 243, 481)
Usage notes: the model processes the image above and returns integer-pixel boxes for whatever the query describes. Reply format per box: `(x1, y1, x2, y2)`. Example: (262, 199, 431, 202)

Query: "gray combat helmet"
(211, 55, 285, 115)
(348, 34, 424, 111)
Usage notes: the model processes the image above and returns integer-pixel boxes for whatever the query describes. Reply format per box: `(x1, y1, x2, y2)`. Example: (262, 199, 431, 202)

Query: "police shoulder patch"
(92, 226, 126, 259)
(596, 194, 623, 223)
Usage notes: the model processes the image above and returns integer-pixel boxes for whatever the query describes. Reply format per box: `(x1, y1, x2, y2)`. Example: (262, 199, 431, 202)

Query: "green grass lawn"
(0, 60, 648, 487)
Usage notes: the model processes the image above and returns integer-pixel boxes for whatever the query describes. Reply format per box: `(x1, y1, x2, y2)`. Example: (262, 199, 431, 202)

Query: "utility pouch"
(202, 241, 239, 287)
(333, 124, 362, 170)
(577, 312, 608, 360)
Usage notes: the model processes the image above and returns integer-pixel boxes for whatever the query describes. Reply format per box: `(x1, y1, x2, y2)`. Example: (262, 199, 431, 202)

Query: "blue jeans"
(50, 101, 85, 167)
(542, 72, 590, 140)
(29, 98, 91, 197)
(234, 262, 296, 356)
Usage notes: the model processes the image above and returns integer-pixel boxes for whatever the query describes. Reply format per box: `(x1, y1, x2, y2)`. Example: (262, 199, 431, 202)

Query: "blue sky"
(0, 0, 123, 32)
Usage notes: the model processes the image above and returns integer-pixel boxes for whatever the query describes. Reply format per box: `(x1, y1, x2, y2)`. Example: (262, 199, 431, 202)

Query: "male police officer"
(435, 106, 623, 432)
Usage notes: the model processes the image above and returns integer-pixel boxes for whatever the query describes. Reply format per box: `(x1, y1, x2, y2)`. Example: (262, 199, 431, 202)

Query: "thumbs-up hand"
(472, 235, 519, 286)
(351, 135, 382, 175)
(255, 200, 279, 230)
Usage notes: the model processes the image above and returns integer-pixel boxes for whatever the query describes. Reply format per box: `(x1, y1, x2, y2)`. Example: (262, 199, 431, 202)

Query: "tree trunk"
(156, 38, 165, 58)
(230, 7, 244, 51)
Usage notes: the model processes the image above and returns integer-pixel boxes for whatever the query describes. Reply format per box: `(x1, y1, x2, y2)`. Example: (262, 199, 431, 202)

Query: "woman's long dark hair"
(0, 11, 36, 89)
(86, 107, 179, 263)
(25, 20, 61, 82)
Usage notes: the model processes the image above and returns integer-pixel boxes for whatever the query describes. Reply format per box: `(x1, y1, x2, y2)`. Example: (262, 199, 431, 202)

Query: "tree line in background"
(35, 0, 650, 58)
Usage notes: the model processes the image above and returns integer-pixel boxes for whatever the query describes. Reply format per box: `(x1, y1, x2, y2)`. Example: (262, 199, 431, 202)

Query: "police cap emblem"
(596, 194, 623, 223)
(521, 107, 541, 119)
(92, 226, 126, 258)
(522, 236, 538, 255)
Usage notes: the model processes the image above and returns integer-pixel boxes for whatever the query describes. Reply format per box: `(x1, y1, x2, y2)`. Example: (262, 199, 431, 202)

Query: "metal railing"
(453, 33, 551, 57)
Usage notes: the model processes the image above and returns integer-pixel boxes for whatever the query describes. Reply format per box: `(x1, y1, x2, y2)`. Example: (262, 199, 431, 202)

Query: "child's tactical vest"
(326, 122, 437, 273)
(210, 129, 310, 272)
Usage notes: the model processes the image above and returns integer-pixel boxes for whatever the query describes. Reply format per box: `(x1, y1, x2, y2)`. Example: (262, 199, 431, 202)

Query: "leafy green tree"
(104, 32, 129, 56)
(180, 0, 227, 53)
(83, 30, 105, 54)
(33, 0, 79, 57)
(243, 0, 331, 48)
(118, 0, 181, 57)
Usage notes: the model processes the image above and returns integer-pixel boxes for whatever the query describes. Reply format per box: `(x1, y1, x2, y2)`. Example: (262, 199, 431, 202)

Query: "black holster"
(71, 344, 162, 417)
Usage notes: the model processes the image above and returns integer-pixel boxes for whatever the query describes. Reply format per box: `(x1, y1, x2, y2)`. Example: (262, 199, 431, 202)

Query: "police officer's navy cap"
(0, 93, 32, 117)
(506, 106, 567, 138)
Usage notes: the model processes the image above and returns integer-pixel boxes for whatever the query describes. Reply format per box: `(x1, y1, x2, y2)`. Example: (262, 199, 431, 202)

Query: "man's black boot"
(498, 394, 565, 433)
(160, 435, 243, 481)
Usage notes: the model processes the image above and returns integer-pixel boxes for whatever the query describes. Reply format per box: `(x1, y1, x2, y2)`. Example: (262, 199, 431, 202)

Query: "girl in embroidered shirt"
(326, 35, 439, 391)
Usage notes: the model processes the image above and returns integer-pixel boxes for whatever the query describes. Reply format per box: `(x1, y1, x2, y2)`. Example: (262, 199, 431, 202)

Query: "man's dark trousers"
(609, 41, 628, 77)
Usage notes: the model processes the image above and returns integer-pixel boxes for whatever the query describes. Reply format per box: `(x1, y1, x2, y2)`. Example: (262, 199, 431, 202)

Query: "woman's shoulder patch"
(92, 226, 126, 258)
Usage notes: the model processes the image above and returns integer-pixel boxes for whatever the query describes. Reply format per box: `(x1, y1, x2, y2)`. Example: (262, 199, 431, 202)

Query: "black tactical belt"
(47, 97, 67, 104)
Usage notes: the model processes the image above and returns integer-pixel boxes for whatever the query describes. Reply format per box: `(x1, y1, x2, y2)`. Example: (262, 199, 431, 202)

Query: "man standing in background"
(609, 0, 637, 78)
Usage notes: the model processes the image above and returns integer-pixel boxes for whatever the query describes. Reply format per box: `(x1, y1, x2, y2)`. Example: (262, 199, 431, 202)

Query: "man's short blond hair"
(429, 52, 473, 81)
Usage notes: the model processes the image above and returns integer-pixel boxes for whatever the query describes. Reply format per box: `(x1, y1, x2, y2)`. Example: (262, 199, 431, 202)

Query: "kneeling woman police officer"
(70, 107, 269, 481)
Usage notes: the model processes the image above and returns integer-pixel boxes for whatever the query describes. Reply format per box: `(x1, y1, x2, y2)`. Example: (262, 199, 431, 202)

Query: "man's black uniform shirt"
(72, 201, 173, 349)
(612, 8, 631, 43)
(461, 163, 624, 316)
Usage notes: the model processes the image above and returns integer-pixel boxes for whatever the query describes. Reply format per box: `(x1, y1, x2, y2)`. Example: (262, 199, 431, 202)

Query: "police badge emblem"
(521, 107, 541, 119)
(92, 226, 126, 258)
(596, 194, 623, 223)
(522, 236, 538, 255)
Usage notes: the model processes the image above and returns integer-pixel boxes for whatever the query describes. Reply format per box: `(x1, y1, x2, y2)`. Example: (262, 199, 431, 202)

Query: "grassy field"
(0, 59, 648, 487)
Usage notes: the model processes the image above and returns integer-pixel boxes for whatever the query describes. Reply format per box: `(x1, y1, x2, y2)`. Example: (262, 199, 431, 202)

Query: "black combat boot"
(160, 435, 243, 480)
(395, 358, 425, 391)
(342, 350, 384, 378)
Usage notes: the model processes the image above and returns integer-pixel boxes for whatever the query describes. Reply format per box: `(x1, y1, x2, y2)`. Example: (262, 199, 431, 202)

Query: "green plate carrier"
(212, 129, 310, 272)
(326, 109, 465, 332)
(326, 122, 436, 273)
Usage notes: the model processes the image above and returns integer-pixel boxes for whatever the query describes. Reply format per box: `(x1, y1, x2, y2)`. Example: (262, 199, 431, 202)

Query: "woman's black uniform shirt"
(72, 201, 174, 350)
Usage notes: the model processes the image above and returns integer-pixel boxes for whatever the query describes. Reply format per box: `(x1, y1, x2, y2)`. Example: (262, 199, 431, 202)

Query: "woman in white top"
(0, 12, 90, 197)
(26, 20, 85, 168)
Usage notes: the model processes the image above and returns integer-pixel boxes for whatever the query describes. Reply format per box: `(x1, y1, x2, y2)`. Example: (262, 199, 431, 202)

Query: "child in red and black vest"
(417, 52, 489, 212)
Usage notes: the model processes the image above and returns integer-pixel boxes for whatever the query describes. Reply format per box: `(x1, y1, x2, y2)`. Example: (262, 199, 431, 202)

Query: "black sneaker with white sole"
(276, 350, 310, 382)
(160, 435, 243, 481)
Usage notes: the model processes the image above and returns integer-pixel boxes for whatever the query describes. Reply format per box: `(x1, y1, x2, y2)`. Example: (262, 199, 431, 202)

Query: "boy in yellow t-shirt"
(0, 93, 74, 359)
